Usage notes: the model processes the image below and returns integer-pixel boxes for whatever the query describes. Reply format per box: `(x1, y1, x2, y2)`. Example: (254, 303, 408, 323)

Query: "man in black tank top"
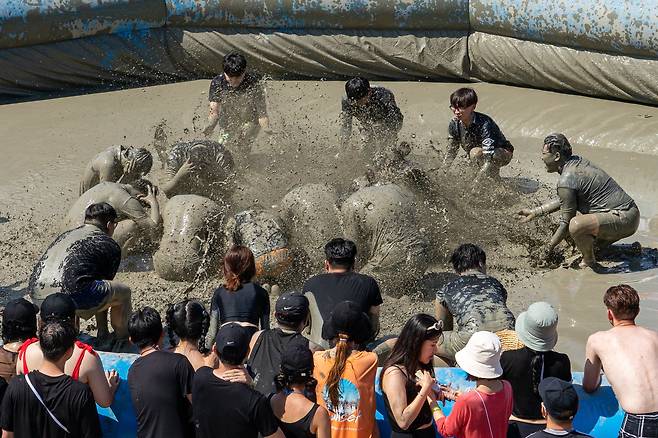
(248, 292, 315, 395)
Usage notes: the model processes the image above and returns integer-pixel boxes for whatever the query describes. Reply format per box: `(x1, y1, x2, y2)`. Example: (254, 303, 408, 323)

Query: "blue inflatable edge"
(98, 352, 623, 438)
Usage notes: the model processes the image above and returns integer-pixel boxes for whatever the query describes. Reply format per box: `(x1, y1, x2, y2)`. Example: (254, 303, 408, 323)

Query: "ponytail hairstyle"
(165, 300, 211, 354)
(529, 348, 545, 395)
(223, 245, 256, 292)
(325, 333, 352, 408)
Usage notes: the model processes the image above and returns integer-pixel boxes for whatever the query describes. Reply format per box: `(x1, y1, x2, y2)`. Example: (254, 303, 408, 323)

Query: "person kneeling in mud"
(203, 52, 272, 154)
(161, 139, 235, 203)
(517, 134, 640, 270)
(224, 209, 294, 287)
(444, 87, 514, 182)
(63, 180, 161, 255)
(341, 183, 429, 297)
(79, 145, 153, 195)
(29, 203, 132, 345)
(154, 195, 225, 281)
(340, 77, 404, 156)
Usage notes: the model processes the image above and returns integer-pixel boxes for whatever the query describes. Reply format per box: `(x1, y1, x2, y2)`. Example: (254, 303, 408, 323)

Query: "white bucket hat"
(455, 331, 503, 379)
(515, 302, 558, 352)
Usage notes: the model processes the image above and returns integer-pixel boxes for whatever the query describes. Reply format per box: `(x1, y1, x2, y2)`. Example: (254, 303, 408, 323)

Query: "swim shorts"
(255, 247, 293, 279)
(71, 280, 114, 320)
(619, 411, 658, 438)
(594, 204, 640, 242)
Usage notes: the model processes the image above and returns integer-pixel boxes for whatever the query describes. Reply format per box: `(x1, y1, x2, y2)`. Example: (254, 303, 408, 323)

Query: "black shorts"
(619, 412, 658, 438)
(70, 280, 113, 318)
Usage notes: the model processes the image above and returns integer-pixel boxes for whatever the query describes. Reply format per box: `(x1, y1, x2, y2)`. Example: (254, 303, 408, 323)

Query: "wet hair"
(345, 77, 370, 101)
(528, 347, 546, 395)
(451, 243, 486, 274)
(223, 245, 257, 291)
(223, 52, 247, 77)
(543, 133, 573, 158)
(2, 314, 37, 344)
(84, 202, 117, 232)
(166, 300, 210, 354)
(381, 314, 440, 391)
(128, 178, 153, 195)
(324, 238, 357, 269)
(126, 147, 153, 175)
(604, 284, 640, 320)
(39, 321, 76, 362)
(128, 307, 163, 349)
(450, 87, 478, 109)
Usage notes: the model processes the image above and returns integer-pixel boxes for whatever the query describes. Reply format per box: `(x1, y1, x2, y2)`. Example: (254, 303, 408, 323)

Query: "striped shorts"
(619, 412, 658, 438)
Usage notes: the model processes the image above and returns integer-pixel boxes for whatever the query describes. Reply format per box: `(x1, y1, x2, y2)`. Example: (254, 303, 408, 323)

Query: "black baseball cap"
(40, 293, 76, 322)
(275, 292, 309, 326)
(3, 298, 38, 326)
(539, 377, 579, 420)
(321, 300, 372, 344)
(281, 338, 314, 377)
(215, 323, 250, 362)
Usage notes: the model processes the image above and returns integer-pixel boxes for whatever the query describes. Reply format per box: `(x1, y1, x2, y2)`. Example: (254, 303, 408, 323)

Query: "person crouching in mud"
(517, 134, 640, 271)
(224, 209, 294, 288)
(202, 52, 272, 154)
(444, 87, 514, 182)
(79, 145, 153, 196)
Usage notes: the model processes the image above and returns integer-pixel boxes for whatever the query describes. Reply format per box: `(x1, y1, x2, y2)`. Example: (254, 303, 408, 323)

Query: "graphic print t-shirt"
(313, 350, 378, 438)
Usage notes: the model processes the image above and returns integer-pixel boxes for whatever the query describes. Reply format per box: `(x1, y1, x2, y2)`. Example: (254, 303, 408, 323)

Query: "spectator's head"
(223, 52, 247, 86)
(275, 292, 309, 330)
(382, 314, 443, 385)
(124, 147, 153, 178)
(275, 338, 317, 397)
(84, 202, 118, 235)
(455, 331, 503, 381)
(345, 77, 370, 106)
(39, 321, 77, 363)
(539, 378, 579, 424)
(324, 238, 357, 271)
(128, 307, 163, 350)
(322, 301, 372, 408)
(40, 293, 77, 328)
(214, 323, 250, 366)
(542, 133, 572, 173)
(604, 284, 640, 323)
(450, 243, 486, 274)
(2, 298, 38, 344)
(223, 245, 257, 292)
(166, 300, 210, 354)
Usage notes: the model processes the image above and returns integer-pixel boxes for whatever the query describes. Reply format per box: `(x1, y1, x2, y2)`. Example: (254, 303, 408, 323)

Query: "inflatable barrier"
(98, 352, 624, 438)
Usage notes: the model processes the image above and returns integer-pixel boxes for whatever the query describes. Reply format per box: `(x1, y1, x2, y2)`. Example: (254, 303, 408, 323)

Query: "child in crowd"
(166, 299, 211, 370)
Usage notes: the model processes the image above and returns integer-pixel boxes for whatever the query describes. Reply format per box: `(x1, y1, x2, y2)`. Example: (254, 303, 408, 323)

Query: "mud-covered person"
(203, 52, 272, 153)
(161, 139, 235, 203)
(340, 77, 403, 157)
(517, 134, 640, 270)
(583, 284, 658, 438)
(29, 203, 132, 345)
(79, 145, 153, 195)
(444, 87, 514, 182)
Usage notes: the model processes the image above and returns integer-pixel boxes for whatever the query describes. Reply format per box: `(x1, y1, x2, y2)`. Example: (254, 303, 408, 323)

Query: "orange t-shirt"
(313, 350, 378, 438)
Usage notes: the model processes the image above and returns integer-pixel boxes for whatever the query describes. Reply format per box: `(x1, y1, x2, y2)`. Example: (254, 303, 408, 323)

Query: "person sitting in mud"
(79, 145, 153, 195)
(517, 133, 640, 270)
(583, 284, 658, 438)
(29, 202, 132, 344)
(444, 87, 514, 181)
(223, 209, 293, 283)
(161, 139, 235, 203)
(202, 52, 272, 153)
(153, 194, 225, 282)
(434, 244, 516, 362)
(340, 77, 403, 153)
(341, 183, 429, 298)
(63, 180, 161, 255)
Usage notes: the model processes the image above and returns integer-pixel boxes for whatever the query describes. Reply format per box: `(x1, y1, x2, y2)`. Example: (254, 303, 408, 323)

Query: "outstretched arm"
(517, 198, 561, 223)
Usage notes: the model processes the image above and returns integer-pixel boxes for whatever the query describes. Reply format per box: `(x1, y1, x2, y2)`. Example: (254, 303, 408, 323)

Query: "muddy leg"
(569, 215, 600, 267)
(96, 310, 109, 339)
(107, 281, 132, 339)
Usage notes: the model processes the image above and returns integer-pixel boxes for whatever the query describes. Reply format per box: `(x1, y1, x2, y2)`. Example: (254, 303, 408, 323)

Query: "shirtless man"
(63, 180, 161, 254)
(583, 284, 658, 438)
(79, 145, 153, 195)
(153, 195, 226, 281)
(517, 134, 640, 270)
(341, 183, 429, 297)
(161, 139, 235, 203)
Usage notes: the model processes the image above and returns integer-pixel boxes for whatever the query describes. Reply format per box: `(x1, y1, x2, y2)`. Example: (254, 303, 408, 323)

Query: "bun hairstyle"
(274, 371, 318, 403)
(223, 245, 256, 292)
(166, 300, 210, 354)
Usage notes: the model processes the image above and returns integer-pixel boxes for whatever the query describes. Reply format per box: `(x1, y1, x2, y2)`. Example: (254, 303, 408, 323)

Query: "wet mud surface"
(1, 80, 657, 369)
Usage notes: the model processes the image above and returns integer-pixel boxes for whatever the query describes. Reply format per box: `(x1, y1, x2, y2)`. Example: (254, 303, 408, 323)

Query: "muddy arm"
(203, 102, 220, 136)
(548, 188, 577, 250)
(533, 198, 561, 216)
(79, 164, 97, 196)
(340, 99, 353, 146)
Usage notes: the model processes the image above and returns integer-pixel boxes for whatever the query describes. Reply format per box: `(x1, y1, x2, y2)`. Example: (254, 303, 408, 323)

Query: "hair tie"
(338, 333, 349, 343)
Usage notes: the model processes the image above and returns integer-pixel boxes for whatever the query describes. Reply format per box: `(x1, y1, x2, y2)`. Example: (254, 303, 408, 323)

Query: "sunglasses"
(426, 321, 443, 332)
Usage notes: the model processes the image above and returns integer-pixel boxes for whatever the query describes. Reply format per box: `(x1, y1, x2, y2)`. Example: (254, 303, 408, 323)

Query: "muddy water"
(1, 80, 657, 370)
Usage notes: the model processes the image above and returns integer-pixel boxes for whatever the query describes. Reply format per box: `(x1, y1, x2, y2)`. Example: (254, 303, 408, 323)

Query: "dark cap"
(3, 298, 38, 326)
(275, 292, 309, 326)
(321, 301, 372, 344)
(538, 377, 579, 420)
(215, 323, 250, 362)
(40, 293, 76, 322)
(281, 338, 314, 377)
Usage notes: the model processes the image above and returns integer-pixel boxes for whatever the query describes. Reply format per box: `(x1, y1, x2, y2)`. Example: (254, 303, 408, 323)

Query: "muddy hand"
(178, 159, 196, 177)
(516, 208, 536, 223)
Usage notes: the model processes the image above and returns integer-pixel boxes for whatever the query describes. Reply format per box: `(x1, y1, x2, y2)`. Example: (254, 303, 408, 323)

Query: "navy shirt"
(448, 111, 514, 156)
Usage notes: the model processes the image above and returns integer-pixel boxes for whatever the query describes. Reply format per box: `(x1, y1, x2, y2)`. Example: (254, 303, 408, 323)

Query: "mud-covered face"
(355, 90, 370, 107)
(224, 72, 245, 88)
(419, 338, 439, 364)
(450, 103, 475, 123)
(541, 144, 561, 173)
